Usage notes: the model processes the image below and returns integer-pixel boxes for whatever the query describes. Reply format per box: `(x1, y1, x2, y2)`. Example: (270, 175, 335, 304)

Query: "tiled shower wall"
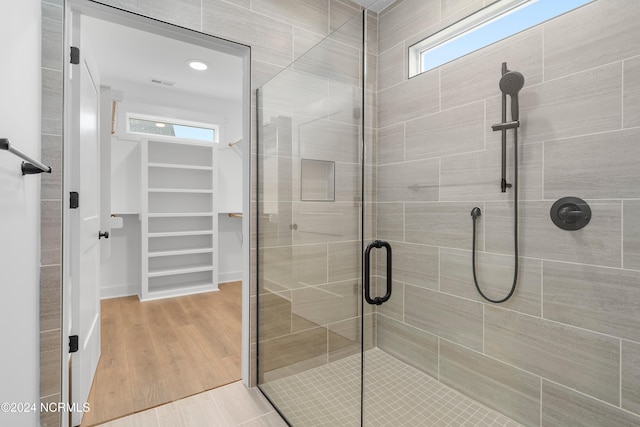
(38, 1, 372, 425)
(375, 0, 640, 425)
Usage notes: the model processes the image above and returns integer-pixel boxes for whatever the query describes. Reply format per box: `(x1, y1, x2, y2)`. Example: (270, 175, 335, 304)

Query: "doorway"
(62, 2, 251, 426)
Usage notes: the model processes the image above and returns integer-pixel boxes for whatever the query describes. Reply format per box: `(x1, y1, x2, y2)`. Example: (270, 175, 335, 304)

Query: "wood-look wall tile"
(259, 327, 327, 381)
(328, 241, 360, 283)
(485, 306, 620, 405)
(40, 265, 61, 332)
(376, 203, 403, 241)
(405, 285, 483, 351)
(377, 280, 403, 321)
(622, 340, 640, 416)
(292, 281, 359, 331)
(293, 27, 325, 62)
(624, 56, 640, 129)
(258, 291, 291, 341)
(542, 380, 640, 427)
(378, 0, 439, 54)
(378, 69, 439, 128)
(330, 0, 360, 33)
(293, 36, 360, 87)
(257, 202, 292, 248)
(40, 329, 61, 397)
(377, 241, 438, 289)
(40, 393, 61, 427)
(544, 129, 640, 199)
(252, 0, 329, 36)
(441, 0, 484, 20)
(377, 123, 404, 166)
(440, 340, 541, 427)
(544, 0, 640, 80)
(97, 0, 201, 30)
(544, 261, 640, 342)
(42, 1, 63, 71)
(486, 63, 622, 146)
(328, 313, 375, 362)
(405, 202, 484, 250)
(440, 143, 542, 202)
(377, 314, 438, 378)
(42, 69, 62, 136)
(378, 43, 404, 91)
(440, 248, 541, 317)
(377, 159, 439, 202)
(41, 134, 62, 201)
(203, 0, 293, 67)
(299, 120, 359, 164)
(41, 200, 62, 266)
(405, 101, 485, 162)
(293, 202, 360, 244)
(441, 27, 542, 111)
(485, 200, 621, 268)
(624, 200, 640, 270)
(260, 244, 327, 292)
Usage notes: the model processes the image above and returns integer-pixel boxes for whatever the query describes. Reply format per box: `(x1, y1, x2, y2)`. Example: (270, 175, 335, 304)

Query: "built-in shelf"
(148, 248, 214, 258)
(148, 230, 214, 238)
(148, 188, 214, 194)
(148, 212, 215, 218)
(148, 265, 214, 278)
(148, 162, 213, 171)
(141, 137, 218, 301)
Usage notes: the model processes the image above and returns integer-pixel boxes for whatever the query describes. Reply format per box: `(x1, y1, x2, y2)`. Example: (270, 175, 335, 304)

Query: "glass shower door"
(256, 10, 371, 426)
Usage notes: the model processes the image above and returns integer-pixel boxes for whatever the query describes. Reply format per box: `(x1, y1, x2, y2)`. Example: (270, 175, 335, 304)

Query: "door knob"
(99, 231, 109, 239)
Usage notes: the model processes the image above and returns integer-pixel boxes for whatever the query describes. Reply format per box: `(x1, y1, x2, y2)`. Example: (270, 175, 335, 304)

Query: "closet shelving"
(140, 137, 218, 301)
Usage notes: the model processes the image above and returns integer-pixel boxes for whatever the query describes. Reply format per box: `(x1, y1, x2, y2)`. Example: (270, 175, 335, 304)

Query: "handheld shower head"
(499, 71, 525, 121)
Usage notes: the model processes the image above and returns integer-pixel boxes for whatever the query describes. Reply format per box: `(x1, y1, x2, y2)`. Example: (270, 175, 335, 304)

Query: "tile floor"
(261, 348, 522, 426)
(95, 381, 287, 427)
(97, 348, 523, 426)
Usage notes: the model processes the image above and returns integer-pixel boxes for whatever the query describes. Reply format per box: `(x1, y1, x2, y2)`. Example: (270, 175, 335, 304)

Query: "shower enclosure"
(257, 0, 640, 425)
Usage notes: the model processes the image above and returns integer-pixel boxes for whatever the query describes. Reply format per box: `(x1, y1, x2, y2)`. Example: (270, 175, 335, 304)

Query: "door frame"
(61, 2, 252, 426)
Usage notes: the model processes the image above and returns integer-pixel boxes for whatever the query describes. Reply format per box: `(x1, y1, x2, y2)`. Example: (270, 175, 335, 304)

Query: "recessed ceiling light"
(155, 122, 166, 128)
(188, 60, 208, 71)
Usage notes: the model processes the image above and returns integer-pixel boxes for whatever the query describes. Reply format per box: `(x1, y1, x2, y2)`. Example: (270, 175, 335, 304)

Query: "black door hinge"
(70, 46, 80, 65)
(70, 192, 79, 209)
(69, 335, 79, 353)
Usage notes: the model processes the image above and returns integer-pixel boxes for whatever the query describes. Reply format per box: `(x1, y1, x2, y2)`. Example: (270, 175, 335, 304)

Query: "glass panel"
(256, 10, 366, 426)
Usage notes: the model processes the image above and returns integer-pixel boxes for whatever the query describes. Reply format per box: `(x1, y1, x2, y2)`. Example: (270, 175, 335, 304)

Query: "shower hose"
(470, 127, 519, 304)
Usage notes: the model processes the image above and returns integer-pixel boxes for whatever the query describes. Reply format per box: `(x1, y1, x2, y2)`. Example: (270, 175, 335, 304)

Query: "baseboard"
(101, 284, 138, 300)
(219, 271, 242, 284)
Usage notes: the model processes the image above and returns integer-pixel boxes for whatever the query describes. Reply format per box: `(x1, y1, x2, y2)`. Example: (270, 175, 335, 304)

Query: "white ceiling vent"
(150, 78, 176, 87)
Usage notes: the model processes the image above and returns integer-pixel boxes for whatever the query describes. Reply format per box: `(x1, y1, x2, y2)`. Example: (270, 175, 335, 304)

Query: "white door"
(69, 13, 102, 427)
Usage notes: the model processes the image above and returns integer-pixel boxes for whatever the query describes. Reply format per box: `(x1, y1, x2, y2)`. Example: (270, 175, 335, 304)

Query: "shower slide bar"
(0, 138, 52, 175)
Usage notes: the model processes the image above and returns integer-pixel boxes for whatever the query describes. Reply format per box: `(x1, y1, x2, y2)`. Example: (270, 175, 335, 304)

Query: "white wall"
(0, 0, 41, 425)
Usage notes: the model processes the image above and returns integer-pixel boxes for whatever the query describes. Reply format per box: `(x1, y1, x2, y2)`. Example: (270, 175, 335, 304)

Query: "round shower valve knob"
(550, 197, 591, 231)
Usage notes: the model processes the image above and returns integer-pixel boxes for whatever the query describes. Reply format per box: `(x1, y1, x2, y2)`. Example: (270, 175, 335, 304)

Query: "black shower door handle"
(364, 240, 392, 305)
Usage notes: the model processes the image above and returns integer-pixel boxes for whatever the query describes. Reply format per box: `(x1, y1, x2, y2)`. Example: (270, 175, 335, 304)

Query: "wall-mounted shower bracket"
(491, 120, 519, 131)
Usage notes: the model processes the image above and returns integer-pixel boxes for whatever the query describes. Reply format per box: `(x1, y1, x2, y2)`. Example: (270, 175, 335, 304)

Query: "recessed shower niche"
(300, 158, 335, 202)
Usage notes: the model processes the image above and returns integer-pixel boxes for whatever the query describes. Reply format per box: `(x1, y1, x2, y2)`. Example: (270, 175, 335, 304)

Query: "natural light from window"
(127, 114, 218, 143)
(408, 0, 594, 78)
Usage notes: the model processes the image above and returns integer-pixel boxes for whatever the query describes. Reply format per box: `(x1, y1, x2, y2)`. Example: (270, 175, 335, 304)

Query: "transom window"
(126, 113, 219, 143)
(408, 0, 594, 78)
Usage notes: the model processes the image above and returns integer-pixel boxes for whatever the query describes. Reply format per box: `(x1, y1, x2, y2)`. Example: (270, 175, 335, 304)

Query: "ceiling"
(83, 16, 243, 103)
(351, 0, 398, 13)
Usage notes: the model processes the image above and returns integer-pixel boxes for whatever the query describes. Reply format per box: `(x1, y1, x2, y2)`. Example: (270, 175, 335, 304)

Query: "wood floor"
(81, 282, 242, 427)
